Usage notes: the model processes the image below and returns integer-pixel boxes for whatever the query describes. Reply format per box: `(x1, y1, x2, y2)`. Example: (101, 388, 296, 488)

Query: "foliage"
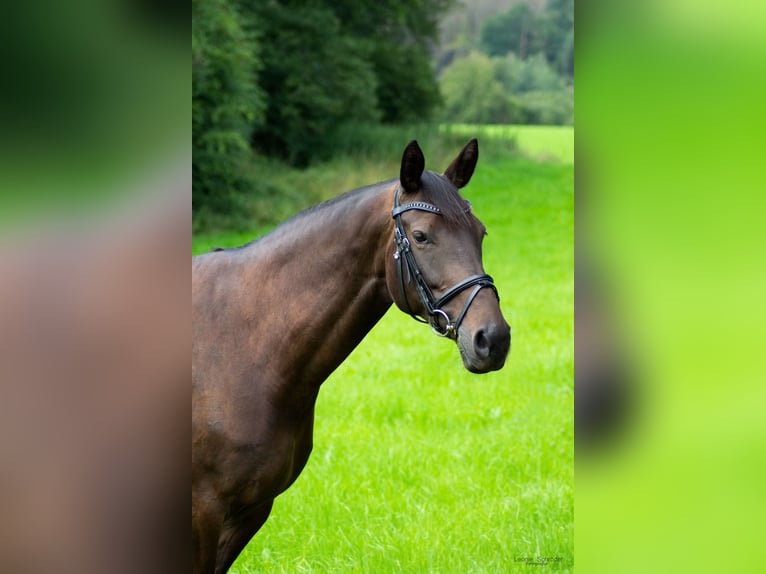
(494, 52, 565, 93)
(480, 2, 547, 59)
(324, 0, 451, 123)
(439, 51, 572, 125)
(193, 0, 456, 219)
(544, 0, 574, 79)
(192, 0, 575, 225)
(439, 52, 515, 124)
(479, 0, 573, 79)
(192, 123, 517, 233)
(367, 40, 442, 124)
(438, 1, 573, 127)
(517, 89, 573, 125)
(192, 0, 264, 215)
(249, 2, 380, 166)
(240, 0, 452, 164)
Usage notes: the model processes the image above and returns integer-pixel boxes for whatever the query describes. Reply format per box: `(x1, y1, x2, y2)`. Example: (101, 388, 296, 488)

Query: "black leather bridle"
(391, 186, 499, 338)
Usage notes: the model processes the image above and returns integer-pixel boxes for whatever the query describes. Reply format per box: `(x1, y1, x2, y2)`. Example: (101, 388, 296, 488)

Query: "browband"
(391, 201, 442, 217)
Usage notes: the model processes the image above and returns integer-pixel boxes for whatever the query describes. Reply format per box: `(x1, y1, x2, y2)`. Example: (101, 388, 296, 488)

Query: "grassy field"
(193, 126, 573, 572)
(445, 124, 573, 165)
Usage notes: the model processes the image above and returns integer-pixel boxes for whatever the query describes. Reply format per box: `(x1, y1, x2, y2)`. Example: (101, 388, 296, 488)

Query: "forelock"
(418, 171, 472, 225)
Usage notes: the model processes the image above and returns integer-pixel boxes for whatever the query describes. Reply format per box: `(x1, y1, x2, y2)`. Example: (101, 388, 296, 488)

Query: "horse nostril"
(474, 328, 491, 359)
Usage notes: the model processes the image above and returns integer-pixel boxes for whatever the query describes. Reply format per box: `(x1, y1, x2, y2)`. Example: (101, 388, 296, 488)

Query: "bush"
(439, 50, 572, 126)
(480, 2, 546, 59)
(494, 53, 565, 93)
(439, 52, 515, 124)
(517, 90, 573, 125)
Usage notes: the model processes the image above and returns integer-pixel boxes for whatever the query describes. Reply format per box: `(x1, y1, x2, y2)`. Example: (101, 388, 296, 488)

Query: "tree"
(367, 40, 442, 123)
(335, 0, 453, 123)
(249, 2, 379, 165)
(439, 51, 514, 124)
(517, 89, 573, 124)
(480, 3, 546, 59)
(542, 0, 574, 79)
(494, 52, 564, 93)
(193, 0, 461, 216)
(478, 0, 573, 81)
(239, 0, 453, 164)
(192, 0, 264, 214)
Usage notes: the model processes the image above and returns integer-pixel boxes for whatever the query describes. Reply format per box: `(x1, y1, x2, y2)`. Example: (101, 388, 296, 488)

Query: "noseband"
(392, 187, 499, 338)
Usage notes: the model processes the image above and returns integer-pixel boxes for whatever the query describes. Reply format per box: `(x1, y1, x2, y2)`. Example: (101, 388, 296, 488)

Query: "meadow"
(192, 126, 574, 572)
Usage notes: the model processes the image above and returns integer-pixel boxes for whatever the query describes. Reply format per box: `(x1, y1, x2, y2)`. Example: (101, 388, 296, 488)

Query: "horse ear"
(444, 138, 479, 189)
(400, 140, 425, 193)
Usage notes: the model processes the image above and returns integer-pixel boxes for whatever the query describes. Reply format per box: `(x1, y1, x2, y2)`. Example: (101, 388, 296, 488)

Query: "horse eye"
(412, 230, 428, 244)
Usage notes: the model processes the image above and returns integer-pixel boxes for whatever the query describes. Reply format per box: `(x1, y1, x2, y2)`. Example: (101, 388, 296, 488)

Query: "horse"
(192, 139, 511, 573)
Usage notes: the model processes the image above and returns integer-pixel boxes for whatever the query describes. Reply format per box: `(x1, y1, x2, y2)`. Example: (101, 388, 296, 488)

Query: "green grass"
(444, 124, 573, 165)
(193, 130, 573, 572)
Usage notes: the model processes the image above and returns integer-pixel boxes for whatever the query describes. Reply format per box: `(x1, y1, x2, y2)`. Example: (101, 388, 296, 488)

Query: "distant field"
(445, 124, 574, 165)
(193, 128, 574, 572)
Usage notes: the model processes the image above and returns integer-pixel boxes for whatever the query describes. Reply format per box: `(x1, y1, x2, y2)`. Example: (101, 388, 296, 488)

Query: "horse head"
(386, 139, 511, 373)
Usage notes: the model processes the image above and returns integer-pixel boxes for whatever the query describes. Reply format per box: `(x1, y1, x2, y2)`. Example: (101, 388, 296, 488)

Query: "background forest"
(192, 0, 573, 230)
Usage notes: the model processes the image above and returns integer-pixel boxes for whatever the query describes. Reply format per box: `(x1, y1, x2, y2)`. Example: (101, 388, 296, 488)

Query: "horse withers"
(192, 139, 511, 573)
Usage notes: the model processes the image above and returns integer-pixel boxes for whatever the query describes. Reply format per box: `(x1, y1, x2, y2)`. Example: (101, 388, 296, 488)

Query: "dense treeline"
(193, 0, 451, 218)
(438, 0, 573, 125)
(193, 0, 264, 217)
(192, 0, 573, 224)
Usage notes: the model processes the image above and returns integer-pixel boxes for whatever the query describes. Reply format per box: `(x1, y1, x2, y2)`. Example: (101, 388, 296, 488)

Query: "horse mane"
(210, 170, 471, 253)
(295, 171, 471, 227)
(216, 182, 383, 253)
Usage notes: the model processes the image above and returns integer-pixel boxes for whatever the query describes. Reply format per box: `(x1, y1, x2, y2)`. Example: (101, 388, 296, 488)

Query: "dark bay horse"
(192, 139, 511, 573)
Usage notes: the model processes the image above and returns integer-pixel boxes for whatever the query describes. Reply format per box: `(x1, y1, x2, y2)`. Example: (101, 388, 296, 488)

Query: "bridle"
(391, 186, 499, 339)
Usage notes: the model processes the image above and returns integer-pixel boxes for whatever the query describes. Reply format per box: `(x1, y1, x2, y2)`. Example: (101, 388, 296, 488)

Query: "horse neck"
(241, 181, 396, 392)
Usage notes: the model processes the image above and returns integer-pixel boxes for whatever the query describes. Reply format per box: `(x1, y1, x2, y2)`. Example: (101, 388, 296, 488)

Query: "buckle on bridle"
(429, 309, 453, 337)
(393, 226, 410, 260)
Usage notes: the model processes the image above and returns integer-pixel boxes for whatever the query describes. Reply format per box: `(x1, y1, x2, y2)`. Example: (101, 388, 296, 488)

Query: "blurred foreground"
(0, 171, 189, 574)
(0, 2, 188, 572)
(577, 1, 766, 572)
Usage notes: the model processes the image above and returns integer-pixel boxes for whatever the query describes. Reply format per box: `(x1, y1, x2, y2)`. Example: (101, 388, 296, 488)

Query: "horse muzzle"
(458, 319, 511, 373)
